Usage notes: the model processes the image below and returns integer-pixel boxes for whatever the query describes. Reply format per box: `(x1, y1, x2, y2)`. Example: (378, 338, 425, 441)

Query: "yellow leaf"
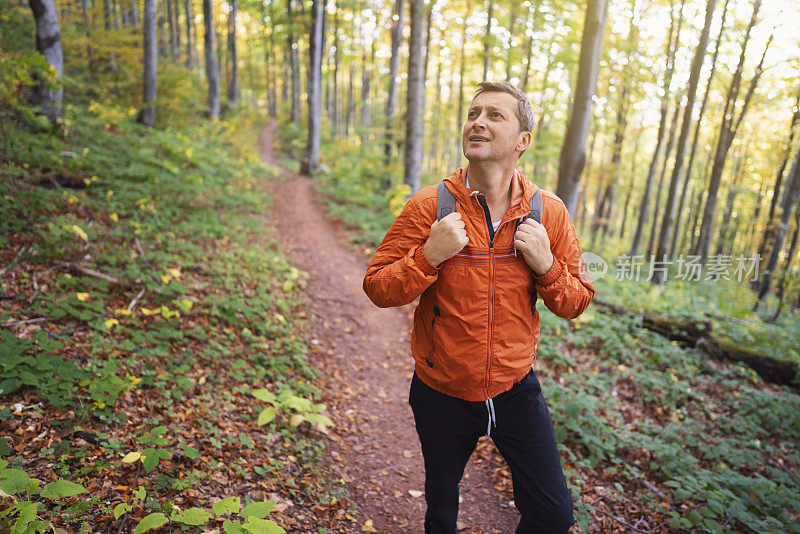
(160, 274, 171, 284)
(71, 225, 88, 241)
(76, 292, 90, 301)
(122, 451, 141, 463)
(105, 318, 119, 329)
(114, 308, 132, 316)
(110, 212, 118, 222)
(289, 414, 305, 427)
(361, 520, 377, 533)
(107, 190, 115, 199)
(616, 364, 627, 371)
(68, 195, 79, 204)
(140, 307, 157, 316)
(166, 268, 180, 279)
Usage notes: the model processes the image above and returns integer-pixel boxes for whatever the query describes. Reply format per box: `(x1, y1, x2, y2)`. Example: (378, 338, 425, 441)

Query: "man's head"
(462, 82, 534, 163)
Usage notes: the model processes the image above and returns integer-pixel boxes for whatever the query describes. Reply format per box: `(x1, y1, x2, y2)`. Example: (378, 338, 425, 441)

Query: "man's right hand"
(423, 212, 469, 267)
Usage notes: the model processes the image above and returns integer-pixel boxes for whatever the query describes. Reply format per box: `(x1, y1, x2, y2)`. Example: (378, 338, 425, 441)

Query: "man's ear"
(517, 131, 532, 152)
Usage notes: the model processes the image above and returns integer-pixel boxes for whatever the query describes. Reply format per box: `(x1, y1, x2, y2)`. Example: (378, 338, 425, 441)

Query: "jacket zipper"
(476, 194, 495, 399)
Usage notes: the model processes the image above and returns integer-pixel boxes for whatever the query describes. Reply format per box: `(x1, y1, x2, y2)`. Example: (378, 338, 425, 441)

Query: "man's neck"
(465, 161, 515, 205)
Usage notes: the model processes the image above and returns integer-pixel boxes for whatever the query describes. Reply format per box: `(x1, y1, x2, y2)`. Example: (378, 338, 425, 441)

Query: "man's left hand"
(513, 218, 554, 276)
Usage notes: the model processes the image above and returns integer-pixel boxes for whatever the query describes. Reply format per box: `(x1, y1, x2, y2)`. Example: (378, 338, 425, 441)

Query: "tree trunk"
(671, 0, 729, 258)
(753, 85, 800, 289)
(227, 0, 239, 108)
(27, 0, 64, 125)
(183, 0, 193, 69)
(453, 10, 468, 169)
(331, 8, 340, 137)
(482, 0, 493, 80)
(769, 203, 800, 322)
(138, 0, 157, 126)
(504, 2, 518, 81)
(166, 0, 176, 60)
(555, 0, 609, 217)
(404, 0, 424, 195)
(203, 0, 220, 119)
(754, 142, 800, 311)
(652, 0, 718, 284)
(592, 1, 637, 241)
(629, 0, 684, 257)
(287, 0, 300, 130)
(300, 0, 323, 174)
(383, 0, 404, 162)
(694, 0, 766, 263)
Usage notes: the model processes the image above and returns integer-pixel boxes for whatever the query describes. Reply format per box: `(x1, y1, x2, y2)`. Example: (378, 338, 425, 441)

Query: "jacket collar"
(443, 166, 538, 223)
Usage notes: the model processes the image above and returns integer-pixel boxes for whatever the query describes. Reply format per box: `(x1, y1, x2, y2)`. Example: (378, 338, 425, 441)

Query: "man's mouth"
(469, 137, 489, 142)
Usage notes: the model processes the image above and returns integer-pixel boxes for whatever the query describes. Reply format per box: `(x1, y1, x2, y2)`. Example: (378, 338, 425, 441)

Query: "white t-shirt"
(466, 176, 502, 230)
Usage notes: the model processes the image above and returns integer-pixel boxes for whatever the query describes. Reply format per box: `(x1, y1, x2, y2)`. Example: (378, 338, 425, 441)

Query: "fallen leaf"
(361, 519, 377, 533)
(408, 490, 423, 498)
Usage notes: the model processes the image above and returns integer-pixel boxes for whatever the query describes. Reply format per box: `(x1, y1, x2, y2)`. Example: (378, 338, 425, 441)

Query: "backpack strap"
(436, 182, 456, 221)
(516, 188, 543, 228)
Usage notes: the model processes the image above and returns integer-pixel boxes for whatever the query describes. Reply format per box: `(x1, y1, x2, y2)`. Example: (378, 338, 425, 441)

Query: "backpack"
(436, 181, 543, 227)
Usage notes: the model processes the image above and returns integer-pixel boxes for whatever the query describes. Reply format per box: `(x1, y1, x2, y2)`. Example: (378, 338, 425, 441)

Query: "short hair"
(472, 81, 535, 133)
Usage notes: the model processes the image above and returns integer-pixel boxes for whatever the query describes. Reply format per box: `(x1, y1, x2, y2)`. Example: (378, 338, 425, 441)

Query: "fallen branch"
(592, 298, 798, 388)
(127, 288, 146, 312)
(54, 261, 120, 283)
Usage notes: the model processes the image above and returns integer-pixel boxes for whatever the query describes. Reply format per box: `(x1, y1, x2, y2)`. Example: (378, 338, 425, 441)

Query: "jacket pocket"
(425, 305, 441, 368)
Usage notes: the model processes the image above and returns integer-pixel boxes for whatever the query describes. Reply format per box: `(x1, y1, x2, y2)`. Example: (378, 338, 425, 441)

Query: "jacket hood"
(443, 166, 539, 223)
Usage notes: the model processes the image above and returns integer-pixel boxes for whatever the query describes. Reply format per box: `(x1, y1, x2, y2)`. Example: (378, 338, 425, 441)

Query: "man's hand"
(423, 212, 469, 267)
(514, 218, 554, 276)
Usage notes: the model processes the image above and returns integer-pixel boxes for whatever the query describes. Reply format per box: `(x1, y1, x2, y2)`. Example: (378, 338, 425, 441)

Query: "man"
(362, 81, 595, 534)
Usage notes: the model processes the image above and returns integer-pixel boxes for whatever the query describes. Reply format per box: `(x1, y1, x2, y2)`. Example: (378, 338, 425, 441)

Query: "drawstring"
(484, 398, 496, 436)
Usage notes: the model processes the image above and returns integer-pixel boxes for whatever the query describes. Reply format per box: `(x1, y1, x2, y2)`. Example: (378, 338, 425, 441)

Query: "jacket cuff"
(414, 244, 441, 276)
(534, 256, 564, 287)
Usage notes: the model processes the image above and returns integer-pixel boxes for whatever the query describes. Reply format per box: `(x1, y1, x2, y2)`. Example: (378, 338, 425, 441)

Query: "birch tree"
(28, 0, 64, 125)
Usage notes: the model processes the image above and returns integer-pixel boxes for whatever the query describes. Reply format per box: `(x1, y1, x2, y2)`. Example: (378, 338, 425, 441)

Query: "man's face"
(462, 91, 530, 164)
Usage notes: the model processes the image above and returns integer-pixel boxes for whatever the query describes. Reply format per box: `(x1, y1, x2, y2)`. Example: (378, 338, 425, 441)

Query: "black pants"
(408, 368, 575, 534)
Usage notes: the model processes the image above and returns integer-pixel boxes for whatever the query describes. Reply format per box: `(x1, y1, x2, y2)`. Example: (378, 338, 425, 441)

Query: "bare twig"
(134, 237, 156, 272)
(1, 317, 47, 327)
(0, 245, 29, 276)
(54, 261, 119, 283)
(127, 288, 146, 312)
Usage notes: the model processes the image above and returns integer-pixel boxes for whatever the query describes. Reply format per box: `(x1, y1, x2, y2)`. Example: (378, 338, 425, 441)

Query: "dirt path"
(260, 120, 522, 533)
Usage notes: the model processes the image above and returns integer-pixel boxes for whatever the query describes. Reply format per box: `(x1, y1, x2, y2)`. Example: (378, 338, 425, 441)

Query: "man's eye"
(492, 112, 502, 117)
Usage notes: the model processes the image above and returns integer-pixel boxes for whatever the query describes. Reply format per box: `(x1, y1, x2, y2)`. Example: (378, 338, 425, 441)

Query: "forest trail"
(259, 119, 523, 533)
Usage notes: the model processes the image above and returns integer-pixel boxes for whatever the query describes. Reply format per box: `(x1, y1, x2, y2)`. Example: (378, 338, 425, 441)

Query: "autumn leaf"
(361, 519, 377, 533)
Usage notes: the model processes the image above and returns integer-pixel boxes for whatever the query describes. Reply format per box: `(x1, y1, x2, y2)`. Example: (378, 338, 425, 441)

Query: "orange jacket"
(363, 167, 595, 401)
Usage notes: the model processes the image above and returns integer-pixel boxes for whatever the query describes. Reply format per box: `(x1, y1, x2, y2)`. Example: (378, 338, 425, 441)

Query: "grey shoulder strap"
(529, 188, 543, 223)
(436, 182, 456, 221)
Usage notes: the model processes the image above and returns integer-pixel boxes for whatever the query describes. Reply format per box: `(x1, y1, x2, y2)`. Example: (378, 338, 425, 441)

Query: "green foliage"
(0, 455, 87, 533)
(251, 387, 334, 430)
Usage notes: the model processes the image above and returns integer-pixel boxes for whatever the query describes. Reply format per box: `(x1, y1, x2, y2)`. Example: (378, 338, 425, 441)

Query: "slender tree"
(482, 0, 494, 80)
(227, 0, 239, 108)
(300, 0, 323, 174)
(287, 0, 300, 130)
(652, 0, 718, 284)
(28, 0, 64, 125)
(203, 0, 220, 119)
(383, 0, 404, 162)
(671, 0, 730, 258)
(184, 0, 194, 69)
(694, 0, 769, 263)
(629, 0, 684, 257)
(139, 0, 157, 127)
(556, 0, 609, 216)
(754, 142, 800, 311)
(404, 0, 424, 194)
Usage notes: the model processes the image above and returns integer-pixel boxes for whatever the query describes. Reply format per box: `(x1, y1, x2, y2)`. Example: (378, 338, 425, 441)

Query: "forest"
(1, 0, 800, 531)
